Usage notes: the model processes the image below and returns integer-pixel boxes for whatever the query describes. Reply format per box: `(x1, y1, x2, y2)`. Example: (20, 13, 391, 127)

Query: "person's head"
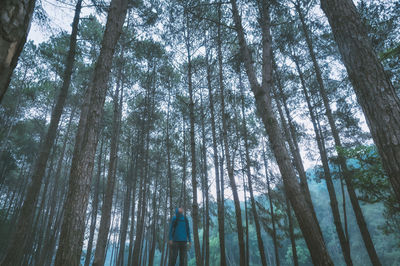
(175, 207, 184, 215)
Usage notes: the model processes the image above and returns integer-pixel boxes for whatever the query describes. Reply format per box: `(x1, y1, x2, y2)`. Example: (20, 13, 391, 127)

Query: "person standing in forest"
(168, 207, 191, 266)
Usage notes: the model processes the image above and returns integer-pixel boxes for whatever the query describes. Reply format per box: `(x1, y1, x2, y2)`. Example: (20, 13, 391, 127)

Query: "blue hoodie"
(169, 208, 191, 242)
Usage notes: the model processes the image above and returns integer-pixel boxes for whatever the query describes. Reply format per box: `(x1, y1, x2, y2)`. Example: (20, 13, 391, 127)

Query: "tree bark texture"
(0, 0, 36, 102)
(54, 0, 128, 264)
(320, 0, 400, 205)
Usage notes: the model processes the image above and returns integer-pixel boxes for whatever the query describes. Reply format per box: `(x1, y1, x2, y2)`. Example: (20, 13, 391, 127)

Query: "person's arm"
(169, 217, 175, 241)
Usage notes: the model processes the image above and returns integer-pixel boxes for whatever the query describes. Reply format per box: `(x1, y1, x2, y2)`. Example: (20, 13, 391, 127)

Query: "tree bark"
(0, 1, 82, 264)
(218, 4, 246, 265)
(229, 0, 333, 264)
(54, 0, 128, 264)
(273, 60, 323, 239)
(132, 84, 154, 265)
(320, 0, 400, 205)
(38, 108, 76, 266)
(284, 188, 299, 266)
(148, 163, 161, 266)
(263, 156, 280, 266)
(200, 90, 210, 266)
(84, 137, 104, 266)
(93, 55, 123, 266)
(243, 175, 249, 266)
(0, 0, 36, 102)
(116, 182, 131, 266)
(205, 39, 227, 266)
(238, 71, 268, 266)
(292, 54, 353, 266)
(127, 150, 138, 266)
(184, 10, 202, 265)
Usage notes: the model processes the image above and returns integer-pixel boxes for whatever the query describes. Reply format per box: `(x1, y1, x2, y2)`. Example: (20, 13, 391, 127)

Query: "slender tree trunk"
(320, 0, 400, 205)
(238, 72, 268, 266)
(284, 188, 298, 266)
(184, 11, 202, 265)
(160, 192, 169, 266)
(217, 4, 245, 264)
(116, 183, 131, 266)
(296, 2, 381, 264)
(272, 60, 322, 239)
(132, 93, 153, 265)
(54, 0, 128, 264)
(292, 55, 353, 266)
(0, 0, 36, 102)
(0, 2, 82, 264)
(84, 138, 104, 266)
(230, 0, 333, 264)
(39, 108, 76, 266)
(166, 85, 174, 216)
(200, 90, 210, 266)
(263, 155, 280, 266)
(148, 168, 160, 266)
(205, 41, 227, 266)
(127, 156, 138, 266)
(93, 58, 123, 266)
(243, 175, 249, 266)
(219, 149, 226, 264)
(181, 121, 188, 212)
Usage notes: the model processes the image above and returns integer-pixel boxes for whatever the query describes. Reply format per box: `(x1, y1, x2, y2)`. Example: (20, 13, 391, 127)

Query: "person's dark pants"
(169, 241, 187, 266)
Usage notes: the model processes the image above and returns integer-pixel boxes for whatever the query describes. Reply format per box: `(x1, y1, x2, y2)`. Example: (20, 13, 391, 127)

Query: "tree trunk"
(148, 165, 160, 266)
(184, 11, 202, 265)
(272, 60, 322, 239)
(0, 1, 82, 264)
(200, 90, 210, 266)
(132, 89, 154, 265)
(205, 39, 227, 266)
(159, 192, 169, 266)
(54, 0, 128, 264)
(263, 155, 280, 266)
(284, 188, 299, 266)
(229, 0, 333, 264)
(166, 85, 174, 216)
(239, 71, 268, 266)
(292, 55, 353, 265)
(297, 2, 381, 264)
(0, 0, 36, 102)
(241, 170, 249, 266)
(320, 0, 400, 205)
(84, 137, 104, 266)
(127, 153, 138, 266)
(93, 56, 123, 266)
(218, 4, 246, 265)
(39, 108, 76, 266)
(116, 183, 131, 266)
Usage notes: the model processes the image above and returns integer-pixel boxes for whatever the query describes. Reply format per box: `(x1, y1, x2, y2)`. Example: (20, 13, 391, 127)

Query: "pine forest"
(0, 0, 399, 265)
